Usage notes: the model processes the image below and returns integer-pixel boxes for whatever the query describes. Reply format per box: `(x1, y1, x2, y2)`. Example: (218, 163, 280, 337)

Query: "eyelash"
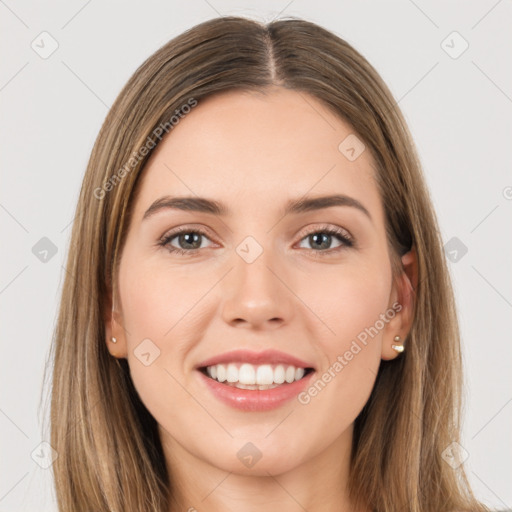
(157, 225, 354, 258)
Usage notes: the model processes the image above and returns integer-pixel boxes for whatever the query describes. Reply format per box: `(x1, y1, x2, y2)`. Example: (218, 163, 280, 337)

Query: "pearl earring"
(111, 337, 117, 343)
(391, 335, 405, 353)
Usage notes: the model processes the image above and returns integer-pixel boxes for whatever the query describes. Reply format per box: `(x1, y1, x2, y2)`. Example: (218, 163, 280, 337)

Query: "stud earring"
(111, 337, 117, 343)
(391, 335, 405, 353)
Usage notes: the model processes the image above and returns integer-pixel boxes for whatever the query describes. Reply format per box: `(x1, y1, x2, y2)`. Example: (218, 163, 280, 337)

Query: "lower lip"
(197, 370, 315, 411)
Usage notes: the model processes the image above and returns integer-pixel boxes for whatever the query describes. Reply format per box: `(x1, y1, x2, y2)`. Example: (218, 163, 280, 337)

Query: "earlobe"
(106, 313, 128, 359)
(104, 289, 128, 359)
(391, 335, 405, 353)
(107, 334, 126, 359)
(382, 333, 406, 361)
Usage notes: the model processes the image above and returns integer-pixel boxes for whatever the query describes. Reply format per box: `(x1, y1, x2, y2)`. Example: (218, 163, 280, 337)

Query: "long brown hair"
(44, 15, 490, 511)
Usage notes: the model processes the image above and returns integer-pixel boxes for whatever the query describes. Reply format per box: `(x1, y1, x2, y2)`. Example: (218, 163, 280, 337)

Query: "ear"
(381, 246, 418, 361)
(104, 287, 128, 359)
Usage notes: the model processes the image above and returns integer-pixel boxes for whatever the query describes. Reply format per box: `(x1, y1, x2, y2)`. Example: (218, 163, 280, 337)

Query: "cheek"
(297, 257, 392, 349)
(294, 260, 391, 412)
(117, 256, 203, 412)
(119, 254, 206, 346)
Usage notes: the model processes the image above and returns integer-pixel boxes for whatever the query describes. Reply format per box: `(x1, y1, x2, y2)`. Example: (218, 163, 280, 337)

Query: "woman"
(46, 15, 491, 512)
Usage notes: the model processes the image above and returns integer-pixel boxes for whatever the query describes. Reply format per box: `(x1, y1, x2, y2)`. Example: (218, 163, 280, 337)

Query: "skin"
(105, 87, 416, 512)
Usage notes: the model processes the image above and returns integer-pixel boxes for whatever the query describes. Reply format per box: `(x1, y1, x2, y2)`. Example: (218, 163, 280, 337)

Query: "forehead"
(131, 88, 381, 222)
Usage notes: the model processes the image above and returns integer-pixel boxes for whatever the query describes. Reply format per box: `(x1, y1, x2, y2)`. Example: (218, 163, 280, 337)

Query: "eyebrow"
(142, 194, 372, 222)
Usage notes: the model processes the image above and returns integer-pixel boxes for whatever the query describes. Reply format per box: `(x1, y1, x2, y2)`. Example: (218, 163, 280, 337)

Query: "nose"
(220, 247, 295, 330)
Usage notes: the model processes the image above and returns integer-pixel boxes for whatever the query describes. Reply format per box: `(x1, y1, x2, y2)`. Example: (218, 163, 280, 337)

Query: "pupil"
(311, 233, 331, 250)
(180, 233, 200, 249)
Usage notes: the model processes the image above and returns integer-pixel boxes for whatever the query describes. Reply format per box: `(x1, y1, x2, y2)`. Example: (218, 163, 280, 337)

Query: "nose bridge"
(220, 233, 294, 328)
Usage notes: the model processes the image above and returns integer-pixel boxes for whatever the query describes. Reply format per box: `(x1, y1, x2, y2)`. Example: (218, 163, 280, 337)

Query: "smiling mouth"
(199, 363, 315, 390)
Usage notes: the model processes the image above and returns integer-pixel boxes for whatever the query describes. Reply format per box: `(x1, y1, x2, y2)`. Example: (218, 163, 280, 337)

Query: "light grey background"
(1, 1, 511, 510)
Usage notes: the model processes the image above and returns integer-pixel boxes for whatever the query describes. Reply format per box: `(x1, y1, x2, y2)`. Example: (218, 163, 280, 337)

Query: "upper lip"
(196, 349, 315, 370)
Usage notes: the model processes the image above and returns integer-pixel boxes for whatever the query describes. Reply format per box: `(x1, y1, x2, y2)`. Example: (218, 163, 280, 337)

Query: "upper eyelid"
(160, 225, 217, 244)
(296, 223, 352, 240)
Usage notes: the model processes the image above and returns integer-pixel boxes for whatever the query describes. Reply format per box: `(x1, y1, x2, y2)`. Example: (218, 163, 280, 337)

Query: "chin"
(198, 438, 308, 477)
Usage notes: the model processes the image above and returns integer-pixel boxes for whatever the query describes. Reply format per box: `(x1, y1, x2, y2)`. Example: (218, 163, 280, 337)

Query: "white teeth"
(239, 363, 256, 385)
(226, 364, 238, 383)
(216, 364, 226, 382)
(256, 365, 274, 385)
(274, 365, 285, 384)
(204, 363, 309, 386)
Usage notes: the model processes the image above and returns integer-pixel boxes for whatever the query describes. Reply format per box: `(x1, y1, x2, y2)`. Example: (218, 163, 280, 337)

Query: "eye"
(158, 227, 214, 256)
(158, 224, 354, 257)
(295, 226, 354, 256)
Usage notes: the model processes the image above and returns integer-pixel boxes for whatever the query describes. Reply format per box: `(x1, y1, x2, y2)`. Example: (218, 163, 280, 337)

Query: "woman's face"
(109, 87, 412, 478)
